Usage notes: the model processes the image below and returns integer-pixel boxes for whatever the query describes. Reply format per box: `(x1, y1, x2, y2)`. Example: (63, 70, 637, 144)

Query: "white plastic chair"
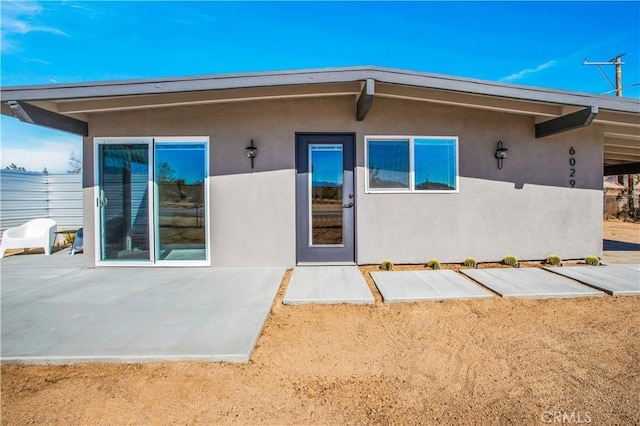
(0, 218, 57, 258)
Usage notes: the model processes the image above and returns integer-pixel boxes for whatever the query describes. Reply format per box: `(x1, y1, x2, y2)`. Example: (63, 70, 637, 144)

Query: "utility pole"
(584, 54, 636, 219)
(583, 53, 625, 96)
(614, 55, 623, 97)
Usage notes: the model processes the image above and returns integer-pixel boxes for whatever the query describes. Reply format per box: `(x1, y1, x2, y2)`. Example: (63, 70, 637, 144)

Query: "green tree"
(156, 162, 175, 183)
(68, 151, 82, 173)
(4, 163, 26, 171)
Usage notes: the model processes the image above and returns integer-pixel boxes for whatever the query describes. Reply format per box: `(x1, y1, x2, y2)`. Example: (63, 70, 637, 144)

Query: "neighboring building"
(603, 174, 640, 218)
(603, 177, 627, 217)
(1, 67, 639, 268)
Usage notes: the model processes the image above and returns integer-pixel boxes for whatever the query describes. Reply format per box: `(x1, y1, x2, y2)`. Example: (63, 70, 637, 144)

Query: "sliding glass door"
(98, 141, 152, 262)
(96, 138, 209, 266)
(155, 142, 207, 261)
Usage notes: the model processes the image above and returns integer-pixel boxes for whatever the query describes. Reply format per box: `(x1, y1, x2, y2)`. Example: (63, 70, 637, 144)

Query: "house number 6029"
(569, 147, 576, 188)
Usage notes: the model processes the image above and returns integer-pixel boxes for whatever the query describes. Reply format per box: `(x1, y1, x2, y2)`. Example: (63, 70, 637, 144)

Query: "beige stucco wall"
(356, 97, 603, 263)
(82, 95, 603, 267)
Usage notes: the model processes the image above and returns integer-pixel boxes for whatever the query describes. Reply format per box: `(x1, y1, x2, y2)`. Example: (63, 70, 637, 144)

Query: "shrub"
(585, 255, 601, 266)
(427, 259, 441, 270)
(546, 254, 563, 266)
(380, 259, 394, 271)
(503, 255, 518, 267)
(463, 257, 478, 268)
(59, 228, 76, 246)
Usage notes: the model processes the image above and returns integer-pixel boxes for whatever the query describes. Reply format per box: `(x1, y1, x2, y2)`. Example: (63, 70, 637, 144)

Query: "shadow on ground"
(604, 239, 640, 251)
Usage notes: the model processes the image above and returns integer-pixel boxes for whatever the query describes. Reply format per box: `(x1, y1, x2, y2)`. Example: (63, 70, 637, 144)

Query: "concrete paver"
(603, 239, 640, 264)
(283, 266, 374, 305)
(1, 252, 285, 364)
(461, 268, 604, 299)
(370, 270, 493, 303)
(602, 251, 640, 264)
(544, 264, 640, 296)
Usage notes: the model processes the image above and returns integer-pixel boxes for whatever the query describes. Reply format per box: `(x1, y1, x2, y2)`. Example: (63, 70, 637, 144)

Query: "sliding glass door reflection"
(155, 143, 206, 261)
(98, 144, 151, 261)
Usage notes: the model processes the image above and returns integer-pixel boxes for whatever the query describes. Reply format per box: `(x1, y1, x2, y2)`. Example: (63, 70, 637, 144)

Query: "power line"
(583, 53, 625, 97)
(601, 82, 639, 95)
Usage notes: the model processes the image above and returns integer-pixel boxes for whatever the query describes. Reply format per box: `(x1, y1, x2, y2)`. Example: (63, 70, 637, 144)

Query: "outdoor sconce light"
(495, 140, 508, 169)
(246, 139, 258, 169)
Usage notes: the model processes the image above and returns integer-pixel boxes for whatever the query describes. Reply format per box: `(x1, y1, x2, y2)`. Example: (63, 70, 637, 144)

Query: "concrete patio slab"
(543, 264, 640, 296)
(0, 248, 84, 291)
(370, 270, 493, 303)
(1, 252, 285, 364)
(602, 251, 640, 264)
(461, 268, 605, 299)
(616, 263, 640, 272)
(603, 239, 640, 264)
(283, 266, 374, 305)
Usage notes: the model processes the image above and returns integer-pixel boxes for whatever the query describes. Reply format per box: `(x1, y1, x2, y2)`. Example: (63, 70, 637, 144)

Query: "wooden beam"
(604, 137, 640, 148)
(604, 142, 640, 157)
(8, 101, 88, 136)
(1, 102, 13, 117)
(595, 110, 640, 127)
(604, 162, 640, 175)
(535, 106, 598, 138)
(379, 83, 563, 117)
(605, 154, 640, 163)
(56, 82, 361, 113)
(603, 124, 640, 140)
(356, 78, 374, 121)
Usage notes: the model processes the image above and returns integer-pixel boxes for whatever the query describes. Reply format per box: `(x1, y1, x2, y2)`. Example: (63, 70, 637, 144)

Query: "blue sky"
(312, 145, 343, 185)
(156, 143, 206, 184)
(1, 1, 639, 173)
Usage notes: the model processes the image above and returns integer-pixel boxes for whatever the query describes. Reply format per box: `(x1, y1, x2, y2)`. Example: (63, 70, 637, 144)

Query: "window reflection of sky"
(368, 138, 457, 190)
(311, 145, 343, 186)
(156, 144, 206, 184)
(415, 138, 456, 189)
(368, 141, 409, 188)
(103, 145, 148, 172)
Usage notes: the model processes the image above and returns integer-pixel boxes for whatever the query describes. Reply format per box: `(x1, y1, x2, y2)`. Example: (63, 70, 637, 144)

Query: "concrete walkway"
(371, 270, 493, 303)
(283, 266, 374, 305)
(1, 252, 285, 364)
(603, 239, 640, 264)
(461, 268, 604, 299)
(544, 264, 640, 296)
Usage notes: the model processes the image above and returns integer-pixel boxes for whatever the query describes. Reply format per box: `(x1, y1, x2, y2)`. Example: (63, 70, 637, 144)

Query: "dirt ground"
(1, 224, 639, 425)
(603, 219, 640, 244)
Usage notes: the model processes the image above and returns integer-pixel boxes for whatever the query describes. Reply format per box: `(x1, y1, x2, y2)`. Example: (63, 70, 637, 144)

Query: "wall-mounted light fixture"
(246, 139, 258, 169)
(495, 140, 508, 169)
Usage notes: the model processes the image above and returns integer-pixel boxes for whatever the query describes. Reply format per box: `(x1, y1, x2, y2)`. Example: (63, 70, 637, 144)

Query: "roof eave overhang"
(2, 66, 639, 113)
(1, 66, 639, 165)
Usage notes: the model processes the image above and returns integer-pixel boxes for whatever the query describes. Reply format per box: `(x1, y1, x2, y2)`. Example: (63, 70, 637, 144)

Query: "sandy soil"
(604, 219, 640, 244)
(2, 281, 639, 424)
(2, 225, 639, 425)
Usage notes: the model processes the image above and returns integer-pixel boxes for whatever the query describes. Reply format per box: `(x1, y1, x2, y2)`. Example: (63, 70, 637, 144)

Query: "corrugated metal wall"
(0, 171, 83, 230)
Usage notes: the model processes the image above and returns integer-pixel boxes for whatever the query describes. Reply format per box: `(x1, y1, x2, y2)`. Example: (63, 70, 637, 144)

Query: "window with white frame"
(366, 136, 459, 192)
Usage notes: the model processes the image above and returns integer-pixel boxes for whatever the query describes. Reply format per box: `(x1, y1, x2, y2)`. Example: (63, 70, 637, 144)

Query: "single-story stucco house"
(2, 67, 639, 268)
